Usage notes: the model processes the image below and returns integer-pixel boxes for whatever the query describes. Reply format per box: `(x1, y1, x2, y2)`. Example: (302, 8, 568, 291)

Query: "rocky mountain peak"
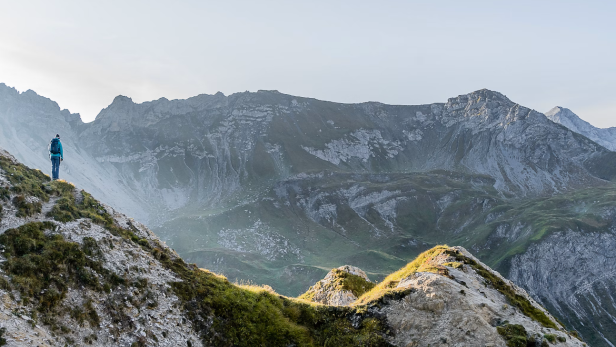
(111, 94, 134, 104)
(546, 106, 616, 151)
(299, 265, 375, 306)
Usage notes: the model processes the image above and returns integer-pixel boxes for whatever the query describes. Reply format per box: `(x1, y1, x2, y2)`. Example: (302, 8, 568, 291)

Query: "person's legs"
(51, 157, 60, 180)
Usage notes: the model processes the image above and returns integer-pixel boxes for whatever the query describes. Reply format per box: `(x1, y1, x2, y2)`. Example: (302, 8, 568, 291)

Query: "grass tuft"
(356, 245, 451, 305)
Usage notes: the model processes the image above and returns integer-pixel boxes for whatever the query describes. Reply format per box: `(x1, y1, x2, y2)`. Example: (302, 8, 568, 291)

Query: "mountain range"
(1, 83, 616, 346)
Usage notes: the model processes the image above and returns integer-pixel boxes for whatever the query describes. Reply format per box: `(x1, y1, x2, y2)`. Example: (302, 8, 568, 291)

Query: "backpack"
(50, 138, 61, 154)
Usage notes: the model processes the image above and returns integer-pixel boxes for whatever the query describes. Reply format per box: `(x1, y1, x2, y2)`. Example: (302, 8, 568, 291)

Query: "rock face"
(3, 84, 616, 345)
(299, 265, 373, 306)
(384, 247, 583, 347)
(509, 229, 616, 347)
(546, 106, 616, 151)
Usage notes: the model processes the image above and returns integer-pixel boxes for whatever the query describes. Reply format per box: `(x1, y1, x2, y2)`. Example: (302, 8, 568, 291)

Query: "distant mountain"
(2, 83, 616, 345)
(546, 106, 616, 151)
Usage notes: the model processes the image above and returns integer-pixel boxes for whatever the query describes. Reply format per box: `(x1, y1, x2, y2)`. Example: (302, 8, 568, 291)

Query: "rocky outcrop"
(381, 246, 584, 347)
(546, 106, 616, 151)
(301, 246, 585, 347)
(299, 265, 373, 306)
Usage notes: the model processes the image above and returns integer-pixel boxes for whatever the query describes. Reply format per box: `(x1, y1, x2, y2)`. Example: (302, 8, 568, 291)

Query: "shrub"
(0, 186, 9, 200)
(0, 327, 6, 346)
(544, 334, 556, 343)
(12, 195, 42, 217)
(496, 324, 529, 347)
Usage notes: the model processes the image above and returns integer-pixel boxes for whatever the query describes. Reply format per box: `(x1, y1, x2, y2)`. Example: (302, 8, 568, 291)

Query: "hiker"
(48, 134, 63, 180)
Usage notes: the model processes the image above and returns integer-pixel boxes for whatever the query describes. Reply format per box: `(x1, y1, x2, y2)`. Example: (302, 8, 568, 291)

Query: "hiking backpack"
(50, 138, 61, 155)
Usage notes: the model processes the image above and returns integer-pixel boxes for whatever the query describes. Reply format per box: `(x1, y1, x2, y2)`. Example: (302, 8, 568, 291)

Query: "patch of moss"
(0, 327, 6, 346)
(451, 250, 558, 329)
(0, 222, 125, 327)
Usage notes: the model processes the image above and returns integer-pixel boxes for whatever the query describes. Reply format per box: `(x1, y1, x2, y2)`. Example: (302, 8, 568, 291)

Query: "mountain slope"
(0, 148, 584, 346)
(546, 106, 616, 151)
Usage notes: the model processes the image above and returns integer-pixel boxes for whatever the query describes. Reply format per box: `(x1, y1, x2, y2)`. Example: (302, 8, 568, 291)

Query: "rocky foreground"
(0, 148, 585, 346)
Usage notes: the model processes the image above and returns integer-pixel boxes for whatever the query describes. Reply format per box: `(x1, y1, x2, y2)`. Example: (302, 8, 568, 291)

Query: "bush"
(496, 324, 529, 347)
(0, 327, 6, 346)
(12, 195, 42, 217)
(0, 186, 9, 200)
(544, 334, 556, 343)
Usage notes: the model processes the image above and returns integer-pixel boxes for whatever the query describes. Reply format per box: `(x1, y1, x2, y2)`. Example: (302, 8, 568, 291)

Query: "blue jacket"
(49, 139, 63, 159)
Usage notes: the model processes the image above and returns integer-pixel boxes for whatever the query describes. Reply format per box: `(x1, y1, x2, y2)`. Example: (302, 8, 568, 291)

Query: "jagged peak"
(111, 95, 134, 104)
(457, 88, 510, 102)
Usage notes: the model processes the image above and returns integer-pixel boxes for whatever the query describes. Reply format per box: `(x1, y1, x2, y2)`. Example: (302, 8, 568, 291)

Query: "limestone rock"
(378, 247, 584, 347)
(299, 265, 374, 306)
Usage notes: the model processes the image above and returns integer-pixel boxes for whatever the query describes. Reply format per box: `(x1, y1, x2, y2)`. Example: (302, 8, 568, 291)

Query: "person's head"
(56, 134, 60, 139)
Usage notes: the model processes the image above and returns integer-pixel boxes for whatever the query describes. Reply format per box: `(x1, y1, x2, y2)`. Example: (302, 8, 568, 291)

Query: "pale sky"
(0, 1, 614, 127)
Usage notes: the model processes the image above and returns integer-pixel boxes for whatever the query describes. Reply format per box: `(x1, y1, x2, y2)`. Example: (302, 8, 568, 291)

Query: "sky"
(0, 1, 614, 127)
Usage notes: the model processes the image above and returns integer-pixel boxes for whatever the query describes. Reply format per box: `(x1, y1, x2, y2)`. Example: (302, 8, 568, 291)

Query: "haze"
(0, 1, 614, 127)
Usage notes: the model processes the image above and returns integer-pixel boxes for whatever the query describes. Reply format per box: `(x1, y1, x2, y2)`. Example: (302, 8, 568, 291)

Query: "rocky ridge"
(298, 265, 374, 306)
(546, 106, 616, 151)
(302, 246, 584, 347)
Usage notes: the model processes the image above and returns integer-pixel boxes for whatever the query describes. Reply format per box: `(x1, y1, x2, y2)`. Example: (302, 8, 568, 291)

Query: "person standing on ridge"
(49, 134, 63, 180)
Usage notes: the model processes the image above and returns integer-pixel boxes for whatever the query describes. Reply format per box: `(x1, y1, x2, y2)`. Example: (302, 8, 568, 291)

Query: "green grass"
(163, 256, 391, 346)
(356, 245, 451, 305)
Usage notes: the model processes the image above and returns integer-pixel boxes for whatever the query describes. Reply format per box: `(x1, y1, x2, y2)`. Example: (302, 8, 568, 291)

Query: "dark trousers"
(51, 157, 61, 180)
